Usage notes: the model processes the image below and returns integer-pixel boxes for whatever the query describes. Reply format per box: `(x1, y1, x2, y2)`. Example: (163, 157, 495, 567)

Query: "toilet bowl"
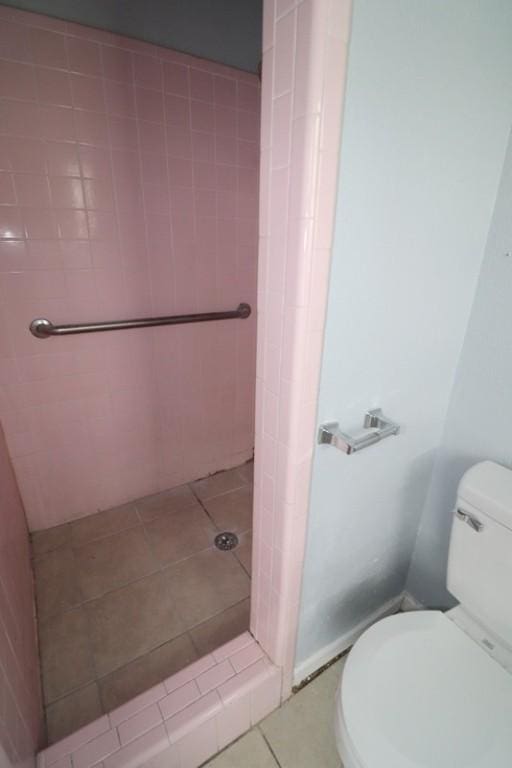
(335, 461, 512, 768)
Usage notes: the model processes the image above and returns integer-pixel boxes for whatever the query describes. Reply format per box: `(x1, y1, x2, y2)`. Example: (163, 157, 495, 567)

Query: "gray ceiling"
(1, 0, 263, 73)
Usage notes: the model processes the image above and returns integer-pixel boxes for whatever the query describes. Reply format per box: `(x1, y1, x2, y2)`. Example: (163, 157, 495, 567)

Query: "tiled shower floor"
(31, 462, 253, 746)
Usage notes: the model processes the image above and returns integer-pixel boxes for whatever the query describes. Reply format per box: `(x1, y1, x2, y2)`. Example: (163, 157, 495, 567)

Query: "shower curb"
(37, 633, 281, 768)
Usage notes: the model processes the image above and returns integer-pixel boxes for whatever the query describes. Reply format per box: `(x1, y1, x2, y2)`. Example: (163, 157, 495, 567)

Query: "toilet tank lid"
(458, 460, 512, 530)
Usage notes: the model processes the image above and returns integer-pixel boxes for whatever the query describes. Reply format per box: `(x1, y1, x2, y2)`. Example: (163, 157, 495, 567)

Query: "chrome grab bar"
(318, 408, 400, 455)
(30, 303, 251, 339)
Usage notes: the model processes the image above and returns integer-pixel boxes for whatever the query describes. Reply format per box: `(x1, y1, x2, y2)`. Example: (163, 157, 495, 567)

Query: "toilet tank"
(447, 460, 512, 650)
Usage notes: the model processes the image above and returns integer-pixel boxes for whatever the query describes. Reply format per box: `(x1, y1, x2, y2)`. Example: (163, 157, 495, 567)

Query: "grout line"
(188, 483, 221, 531)
(43, 591, 251, 730)
(35, 464, 254, 731)
(259, 727, 284, 768)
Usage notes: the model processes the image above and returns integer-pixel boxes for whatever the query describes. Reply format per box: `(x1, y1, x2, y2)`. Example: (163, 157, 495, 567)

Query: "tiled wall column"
(251, 0, 352, 695)
(0, 422, 43, 766)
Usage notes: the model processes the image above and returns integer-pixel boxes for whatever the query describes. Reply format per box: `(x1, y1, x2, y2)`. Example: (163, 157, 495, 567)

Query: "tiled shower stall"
(0, 0, 352, 766)
(0, 7, 259, 529)
(0, 0, 260, 754)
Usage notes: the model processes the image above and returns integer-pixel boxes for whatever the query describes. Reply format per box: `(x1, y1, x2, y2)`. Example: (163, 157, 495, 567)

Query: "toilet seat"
(336, 611, 512, 768)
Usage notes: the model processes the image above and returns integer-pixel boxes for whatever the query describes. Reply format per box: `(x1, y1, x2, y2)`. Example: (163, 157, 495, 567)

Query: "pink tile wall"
(0, 6, 259, 530)
(37, 632, 281, 768)
(251, 0, 352, 695)
(0, 422, 43, 766)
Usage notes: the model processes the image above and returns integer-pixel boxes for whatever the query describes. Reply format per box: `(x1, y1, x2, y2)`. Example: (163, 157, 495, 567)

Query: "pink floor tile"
(196, 660, 235, 695)
(72, 729, 120, 768)
(230, 642, 264, 673)
(159, 681, 201, 721)
(118, 704, 163, 746)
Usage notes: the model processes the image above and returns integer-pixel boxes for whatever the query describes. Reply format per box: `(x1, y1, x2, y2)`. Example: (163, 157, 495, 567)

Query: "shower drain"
(214, 531, 239, 551)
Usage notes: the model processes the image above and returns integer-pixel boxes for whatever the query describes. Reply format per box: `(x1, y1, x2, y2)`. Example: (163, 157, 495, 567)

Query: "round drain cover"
(214, 531, 239, 551)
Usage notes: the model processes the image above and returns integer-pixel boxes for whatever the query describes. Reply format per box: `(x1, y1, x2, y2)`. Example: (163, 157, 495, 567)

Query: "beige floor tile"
(70, 503, 139, 548)
(98, 633, 198, 712)
(204, 486, 253, 534)
(86, 571, 185, 677)
(234, 531, 252, 576)
(136, 484, 199, 522)
(165, 548, 250, 629)
(46, 683, 102, 745)
(75, 526, 157, 600)
(39, 608, 95, 704)
(31, 523, 71, 556)
(33, 548, 82, 619)
(191, 468, 246, 501)
(144, 506, 215, 566)
(190, 599, 250, 657)
(237, 461, 254, 485)
(206, 729, 278, 767)
(260, 659, 345, 768)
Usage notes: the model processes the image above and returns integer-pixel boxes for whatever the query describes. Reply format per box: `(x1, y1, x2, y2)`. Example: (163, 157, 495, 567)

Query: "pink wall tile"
(29, 27, 68, 69)
(37, 68, 72, 107)
(216, 694, 251, 749)
(101, 46, 133, 83)
(0, 423, 43, 765)
(67, 38, 102, 76)
(158, 681, 200, 720)
(217, 658, 271, 705)
(0, 60, 36, 100)
(165, 692, 221, 744)
(163, 62, 189, 97)
(230, 642, 264, 673)
(176, 718, 217, 768)
(251, 0, 352, 700)
(71, 74, 105, 111)
(118, 704, 163, 746)
(190, 69, 214, 102)
(0, 5, 259, 530)
(103, 726, 169, 768)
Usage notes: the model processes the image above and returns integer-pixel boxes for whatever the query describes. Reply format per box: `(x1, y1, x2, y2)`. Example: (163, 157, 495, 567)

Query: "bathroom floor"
(31, 462, 253, 745)
(206, 657, 345, 768)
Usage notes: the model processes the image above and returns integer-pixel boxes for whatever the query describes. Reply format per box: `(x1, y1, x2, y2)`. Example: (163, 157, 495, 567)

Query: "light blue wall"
(406, 130, 512, 607)
(0, 0, 262, 72)
(295, 0, 512, 677)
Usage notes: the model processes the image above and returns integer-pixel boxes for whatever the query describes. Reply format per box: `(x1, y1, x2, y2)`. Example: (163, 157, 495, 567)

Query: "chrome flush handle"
(456, 508, 484, 533)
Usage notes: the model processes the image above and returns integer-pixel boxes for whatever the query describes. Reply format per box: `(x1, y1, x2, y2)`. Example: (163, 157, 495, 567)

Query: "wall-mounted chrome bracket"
(317, 408, 400, 455)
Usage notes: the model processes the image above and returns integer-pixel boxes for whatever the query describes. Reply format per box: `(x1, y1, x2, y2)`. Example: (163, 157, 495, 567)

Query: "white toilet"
(335, 460, 512, 768)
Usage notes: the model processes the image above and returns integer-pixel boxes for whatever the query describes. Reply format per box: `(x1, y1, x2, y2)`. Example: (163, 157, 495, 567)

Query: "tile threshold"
(44, 597, 251, 711)
(38, 632, 281, 768)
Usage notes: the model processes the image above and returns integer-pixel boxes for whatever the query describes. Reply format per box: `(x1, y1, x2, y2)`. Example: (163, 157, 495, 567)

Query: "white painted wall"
(295, 0, 512, 674)
(406, 129, 512, 607)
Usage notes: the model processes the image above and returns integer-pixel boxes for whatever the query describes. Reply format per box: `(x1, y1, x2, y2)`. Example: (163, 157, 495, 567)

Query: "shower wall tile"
(0, 6, 259, 530)
(251, 0, 352, 696)
(0, 423, 43, 766)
